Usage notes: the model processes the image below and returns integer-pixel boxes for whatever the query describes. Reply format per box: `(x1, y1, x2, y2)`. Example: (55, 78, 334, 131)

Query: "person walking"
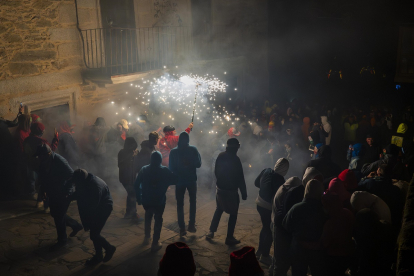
(69, 169, 116, 266)
(58, 121, 81, 169)
(118, 137, 140, 220)
(169, 131, 201, 236)
(254, 158, 289, 266)
(135, 151, 178, 252)
(206, 138, 247, 245)
(34, 144, 83, 251)
(135, 131, 159, 171)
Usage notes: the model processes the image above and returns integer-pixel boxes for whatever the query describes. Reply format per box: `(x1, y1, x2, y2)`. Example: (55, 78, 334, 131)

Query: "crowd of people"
(1, 97, 413, 275)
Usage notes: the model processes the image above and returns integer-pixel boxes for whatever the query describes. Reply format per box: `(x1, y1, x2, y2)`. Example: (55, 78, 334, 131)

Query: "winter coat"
(321, 116, 332, 145)
(361, 143, 381, 164)
(135, 140, 156, 173)
(361, 144, 402, 179)
(254, 168, 285, 210)
(71, 173, 113, 229)
(159, 128, 191, 166)
(118, 137, 138, 185)
(306, 146, 341, 185)
(321, 193, 355, 257)
(391, 123, 409, 148)
(344, 122, 358, 142)
(87, 125, 109, 157)
(358, 176, 404, 226)
(215, 148, 247, 199)
(135, 151, 178, 206)
(58, 132, 80, 168)
(169, 132, 201, 184)
(38, 152, 74, 198)
(347, 143, 363, 170)
(350, 191, 392, 223)
(272, 176, 302, 226)
(23, 134, 59, 169)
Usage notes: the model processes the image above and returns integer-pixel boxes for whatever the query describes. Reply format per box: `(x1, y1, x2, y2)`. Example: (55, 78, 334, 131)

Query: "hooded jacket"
(321, 116, 332, 145)
(350, 191, 392, 223)
(135, 151, 178, 206)
(391, 123, 408, 148)
(71, 173, 113, 229)
(169, 132, 201, 184)
(306, 145, 341, 185)
(347, 143, 363, 170)
(272, 176, 302, 226)
(58, 130, 80, 168)
(254, 159, 288, 210)
(159, 127, 191, 166)
(326, 178, 352, 210)
(117, 137, 138, 185)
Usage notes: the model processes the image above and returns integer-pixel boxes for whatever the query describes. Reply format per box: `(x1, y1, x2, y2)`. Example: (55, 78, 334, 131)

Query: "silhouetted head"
(94, 117, 106, 127)
(178, 131, 190, 148)
(304, 180, 324, 200)
(150, 151, 162, 167)
(70, 169, 89, 187)
(149, 131, 160, 146)
(123, 137, 137, 151)
(318, 145, 332, 159)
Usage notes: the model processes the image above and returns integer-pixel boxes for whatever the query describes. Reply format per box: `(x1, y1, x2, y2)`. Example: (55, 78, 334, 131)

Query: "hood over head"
(274, 158, 289, 176)
(397, 123, 408, 134)
(351, 143, 363, 157)
(321, 116, 328, 124)
(159, 242, 196, 276)
(318, 145, 332, 159)
(327, 178, 351, 204)
(177, 131, 190, 148)
(150, 151, 162, 167)
(338, 169, 358, 191)
(302, 167, 324, 186)
(385, 144, 399, 156)
(94, 117, 106, 127)
(123, 137, 137, 150)
(304, 179, 324, 200)
(283, 176, 302, 189)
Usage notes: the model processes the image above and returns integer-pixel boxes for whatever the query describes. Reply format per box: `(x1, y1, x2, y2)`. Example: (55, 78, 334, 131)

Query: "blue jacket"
(135, 151, 178, 206)
(169, 132, 201, 184)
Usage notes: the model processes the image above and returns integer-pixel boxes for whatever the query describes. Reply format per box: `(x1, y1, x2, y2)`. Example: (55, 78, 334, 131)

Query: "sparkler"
(191, 82, 200, 123)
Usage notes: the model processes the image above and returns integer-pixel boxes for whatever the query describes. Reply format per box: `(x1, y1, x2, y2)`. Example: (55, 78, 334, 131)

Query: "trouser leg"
(175, 185, 186, 229)
(121, 182, 137, 216)
(187, 182, 197, 226)
(227, 213, 238, 238)
(153, 205, 165, 243)
(144, 207, 154, 238)
(257, 206, 273, 256)
(274, 226, 292, 276)
(290, 241, 308, 276)
(209, 206, 224, 232)
(90, 208, 112, 255)
(27, 167, 36, 195)
(49, 198, 69, 242)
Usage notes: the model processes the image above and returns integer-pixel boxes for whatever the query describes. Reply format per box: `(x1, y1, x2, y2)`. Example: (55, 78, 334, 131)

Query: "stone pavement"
(0, 178, 275, 276)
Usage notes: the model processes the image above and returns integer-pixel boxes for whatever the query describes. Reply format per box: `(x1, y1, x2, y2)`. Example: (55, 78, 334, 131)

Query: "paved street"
(0, 175, 274, 276)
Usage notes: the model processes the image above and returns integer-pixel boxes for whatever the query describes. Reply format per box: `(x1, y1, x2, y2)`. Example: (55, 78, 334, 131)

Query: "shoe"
(259, 255, 273, 266)
(103, 245, 116, 263)
(151, 242, 162, 252)
(85, 254, 103, 266)
(255, 250, 262, 260)
(69, 224, 83, 237)
(206, 231, 214, 239)
(179, 228, 187, 237)
(143, 236, 151, 245)
(225, 237, 241, 245)
(187, 225, 197, 233)
(49, 241, 68, 252)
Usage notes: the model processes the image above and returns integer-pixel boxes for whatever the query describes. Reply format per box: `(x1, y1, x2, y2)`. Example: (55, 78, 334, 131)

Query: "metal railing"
(80, 26, 193, 75)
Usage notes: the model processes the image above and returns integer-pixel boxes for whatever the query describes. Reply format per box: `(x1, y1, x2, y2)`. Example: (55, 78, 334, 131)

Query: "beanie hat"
(163, 125, 175, 133)
(229, 247, 264, 276)
(338, 169, 358, 191)
(273, 158, 289, 176)
(30, 122, 45, 136)
(158, 242, 196, 276)
(227, 138, 240, 148)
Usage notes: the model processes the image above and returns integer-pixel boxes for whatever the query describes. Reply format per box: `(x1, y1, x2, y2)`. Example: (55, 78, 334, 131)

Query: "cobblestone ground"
(0, 176, 274, 276)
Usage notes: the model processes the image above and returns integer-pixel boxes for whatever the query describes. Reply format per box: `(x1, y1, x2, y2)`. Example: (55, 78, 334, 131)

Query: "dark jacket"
(118, 137, 138, 185)
(58, 132, 80, 168)
(361, 143, 380, 164)
(0, 115, 18, 146)
(135, 140, 156, 172)
(215, 148, 247, 199)
(361, 144, 402, 179)
(306, 146, 341, 185)
(38, 153, 74, 198)
(71, 173, 113, 229)
(255, 168, 285, 210)
(169, 132, 201, 184)
(358, 176, 404, 226)
(135, 151, 178, 206)
(282, 198, 327, 243)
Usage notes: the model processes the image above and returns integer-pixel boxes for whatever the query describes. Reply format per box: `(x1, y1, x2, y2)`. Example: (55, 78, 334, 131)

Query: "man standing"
(169, 131, 201, 236)
(159, 123, 193, 166)
(135, 151, 178, 252)
(69, 169, 116, 266)
(34, 144, 83, 251)
(206, 138, 247, 245)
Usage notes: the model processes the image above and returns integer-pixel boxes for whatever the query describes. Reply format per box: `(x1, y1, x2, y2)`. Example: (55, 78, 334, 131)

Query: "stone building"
(0, 0, 268, 135)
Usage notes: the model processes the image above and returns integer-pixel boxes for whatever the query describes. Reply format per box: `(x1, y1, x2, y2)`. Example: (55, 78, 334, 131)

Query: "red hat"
(30, 122, 45, 136)
(159, 242, 196, 276)
(229, 247, 264, 276)
(338, 169, 358, 191)
(30, 114, 40, 122)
